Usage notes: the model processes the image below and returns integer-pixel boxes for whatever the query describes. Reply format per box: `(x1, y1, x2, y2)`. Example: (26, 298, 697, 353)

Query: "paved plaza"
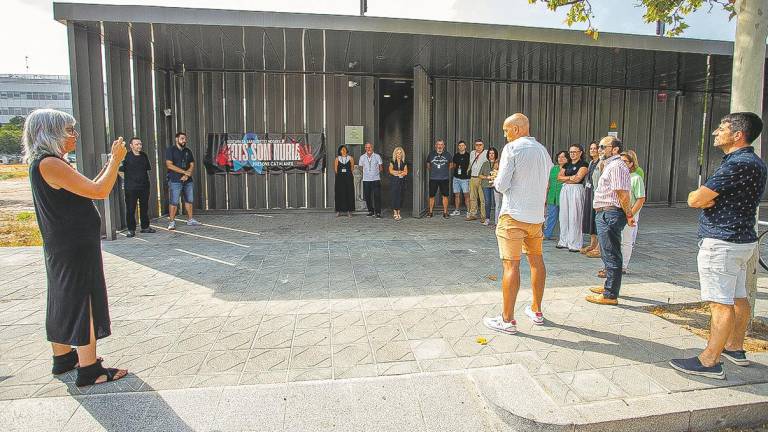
(2, 207, 768, 431)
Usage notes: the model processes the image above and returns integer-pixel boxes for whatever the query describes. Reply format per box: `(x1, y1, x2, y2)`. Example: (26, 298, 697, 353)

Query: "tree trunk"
(730, 0, 768, 318)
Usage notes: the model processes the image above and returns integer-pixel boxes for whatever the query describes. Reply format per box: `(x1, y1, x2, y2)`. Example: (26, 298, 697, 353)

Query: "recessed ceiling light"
(394, 80, 406, 84)
(383, 94, 391, 98)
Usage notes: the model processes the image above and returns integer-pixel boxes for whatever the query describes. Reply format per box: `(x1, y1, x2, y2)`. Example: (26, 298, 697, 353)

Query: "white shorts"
(698, 238, 756, 305)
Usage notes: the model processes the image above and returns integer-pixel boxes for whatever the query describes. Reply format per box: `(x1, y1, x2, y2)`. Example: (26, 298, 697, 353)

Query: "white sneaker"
(186, 218, 201, 226)
(525, 305, 544, 325)
(483, 316, 518, 335)
(168, 220, 176, 230)
(450, 209, 461, 216)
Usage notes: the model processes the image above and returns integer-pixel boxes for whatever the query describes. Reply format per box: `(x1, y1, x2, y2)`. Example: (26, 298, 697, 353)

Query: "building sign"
(345, 126, 364, 145)
(204, 132, 325, 174)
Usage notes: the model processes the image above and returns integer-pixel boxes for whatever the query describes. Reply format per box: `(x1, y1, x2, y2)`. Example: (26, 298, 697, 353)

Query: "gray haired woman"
(24, 109, 128, 387)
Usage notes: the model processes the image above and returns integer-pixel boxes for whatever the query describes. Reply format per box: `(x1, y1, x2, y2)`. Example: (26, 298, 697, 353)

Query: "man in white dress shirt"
(484, 113, 553, 334)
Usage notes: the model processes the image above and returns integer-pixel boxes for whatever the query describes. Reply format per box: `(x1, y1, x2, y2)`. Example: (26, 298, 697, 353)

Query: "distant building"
(0, 74, 72, 124)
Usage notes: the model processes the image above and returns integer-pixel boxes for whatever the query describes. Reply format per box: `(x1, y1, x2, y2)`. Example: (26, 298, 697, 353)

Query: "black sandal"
(75, 360, 126, 387)
(52, 349, 104, 375)
(52, 349, 78, 375)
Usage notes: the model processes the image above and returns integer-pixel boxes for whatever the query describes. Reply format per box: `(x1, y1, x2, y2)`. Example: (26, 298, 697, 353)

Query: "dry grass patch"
(0, 164, 28, 181)
(650, 302, 768, 352)
(0, 210, 41, 247)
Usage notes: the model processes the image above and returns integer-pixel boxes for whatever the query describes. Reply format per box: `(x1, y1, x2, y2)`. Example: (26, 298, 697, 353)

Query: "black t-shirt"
(119, 151, 151, 190)
(165, 145, 195, 183)
(453, 152, 470, 179)
(563, 160, 589, 184)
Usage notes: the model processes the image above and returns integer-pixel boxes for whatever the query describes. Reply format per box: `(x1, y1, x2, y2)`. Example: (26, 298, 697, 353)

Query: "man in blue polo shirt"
(671, 112, 767, 380)
(165, 132, 200, 230)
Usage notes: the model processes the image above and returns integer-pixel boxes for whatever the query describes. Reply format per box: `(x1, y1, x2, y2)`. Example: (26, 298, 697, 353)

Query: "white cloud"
(2, 0, 732, 75)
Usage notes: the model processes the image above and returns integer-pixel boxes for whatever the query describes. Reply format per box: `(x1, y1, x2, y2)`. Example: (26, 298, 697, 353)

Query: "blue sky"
(3, 0, 735, 75)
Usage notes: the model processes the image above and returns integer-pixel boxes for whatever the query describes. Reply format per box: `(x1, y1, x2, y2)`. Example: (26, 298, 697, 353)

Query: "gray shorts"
(698, 238, 756, 305)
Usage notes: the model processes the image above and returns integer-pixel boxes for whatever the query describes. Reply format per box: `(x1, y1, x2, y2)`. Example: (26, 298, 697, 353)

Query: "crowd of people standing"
(19, 106, 767, 389)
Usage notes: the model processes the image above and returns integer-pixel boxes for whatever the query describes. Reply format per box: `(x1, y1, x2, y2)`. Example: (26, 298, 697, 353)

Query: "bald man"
(484, 114, 553, 334)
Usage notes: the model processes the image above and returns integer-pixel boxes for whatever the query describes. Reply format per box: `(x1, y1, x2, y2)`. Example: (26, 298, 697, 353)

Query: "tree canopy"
(527, 0, 735, 39)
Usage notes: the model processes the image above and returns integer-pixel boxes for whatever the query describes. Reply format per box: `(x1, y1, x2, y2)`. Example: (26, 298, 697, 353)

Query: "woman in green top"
(544, 151, 568, 239)
(479, 147, 499, 226)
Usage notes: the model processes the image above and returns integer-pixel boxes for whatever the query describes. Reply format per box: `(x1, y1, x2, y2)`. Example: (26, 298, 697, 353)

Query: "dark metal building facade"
(54, 3, 762, 233)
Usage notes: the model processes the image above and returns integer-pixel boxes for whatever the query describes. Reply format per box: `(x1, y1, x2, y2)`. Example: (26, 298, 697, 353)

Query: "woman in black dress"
(334, 145, 356, 217)
(581, 141, 601, 256)
(23, 109, 128, 387)
(389, 146, 408, 220)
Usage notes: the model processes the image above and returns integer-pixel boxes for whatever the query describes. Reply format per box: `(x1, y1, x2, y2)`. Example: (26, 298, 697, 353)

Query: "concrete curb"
(468, 365, 768, 432)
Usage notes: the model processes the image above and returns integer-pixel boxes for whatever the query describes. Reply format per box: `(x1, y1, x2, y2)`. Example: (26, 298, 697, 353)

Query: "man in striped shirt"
(585, 136, 636, 305)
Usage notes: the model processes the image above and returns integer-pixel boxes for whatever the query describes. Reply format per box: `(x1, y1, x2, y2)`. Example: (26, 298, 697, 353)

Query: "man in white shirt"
(359, 142, 383, 218)
(484, 113, 553, 334)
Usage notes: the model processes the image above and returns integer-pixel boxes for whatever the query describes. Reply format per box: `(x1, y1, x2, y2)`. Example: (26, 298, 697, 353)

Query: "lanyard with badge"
(364, 154, 377, 173)
(340, 156, 349, 174)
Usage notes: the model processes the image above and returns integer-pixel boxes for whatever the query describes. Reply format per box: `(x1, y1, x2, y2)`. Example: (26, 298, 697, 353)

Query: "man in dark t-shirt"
(426, 139, 452, 218)
(165, 132, 200, 230)
(671, 112, 768, 380)
(119, 137, 155, 237)
(450, 141, 471, 216)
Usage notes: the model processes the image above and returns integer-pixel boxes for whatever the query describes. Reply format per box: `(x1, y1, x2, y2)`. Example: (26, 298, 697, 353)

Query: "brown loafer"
(579, 246, 592, 254)
(585, 294, 618, 305)
(589, 286, 605, 294)
(586, 249, 601, 258)
(465, 215, 478, 221)
(597, 269, 606, 278)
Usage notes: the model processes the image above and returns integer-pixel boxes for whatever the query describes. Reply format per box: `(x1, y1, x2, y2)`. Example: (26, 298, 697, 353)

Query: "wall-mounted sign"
(345, 126, 364, 145)
(607, 131, 619, 138)
(609, 121, 618, 130)
(203, 132, 325, 174)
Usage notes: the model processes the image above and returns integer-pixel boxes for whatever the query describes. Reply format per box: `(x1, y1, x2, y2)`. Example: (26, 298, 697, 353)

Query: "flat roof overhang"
(54, 2, 749, 92)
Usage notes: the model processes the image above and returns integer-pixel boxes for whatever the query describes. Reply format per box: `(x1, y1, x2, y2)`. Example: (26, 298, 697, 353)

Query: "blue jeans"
(483, 187, 495, 220)
(544, 204, 559, 238)
(169, 181, 194, 206)
(596, 209, 627, 299)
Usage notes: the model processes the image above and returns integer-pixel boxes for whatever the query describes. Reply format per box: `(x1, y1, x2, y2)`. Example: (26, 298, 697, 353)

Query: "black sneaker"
(442, 213, 449, 219)
(140, 228, 156, 234)
(375, 214, 382, 219)
(426, 212, 433, 218)
(722, 349, 750, 366)
(367, 212, 374, 217)
(126, 231, 135, 238)
(669, 356, 725, 380)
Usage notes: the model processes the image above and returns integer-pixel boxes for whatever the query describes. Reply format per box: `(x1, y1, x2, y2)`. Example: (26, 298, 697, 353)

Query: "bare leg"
(501, 259, 521, 322)
(428, 197, 435, 214)
(169, 204, 178, 221)
(463, 193, 470, 212)
(454, 193, 460, 210)
(184, 202, 194, 219)
(76, 303, 127, 383)
(725, 298, 751, 351)
(699, 302, 736, 367)
(528, 254, 546, 313)
(442, 196, 449, 214)
(52, 342, 71, 356)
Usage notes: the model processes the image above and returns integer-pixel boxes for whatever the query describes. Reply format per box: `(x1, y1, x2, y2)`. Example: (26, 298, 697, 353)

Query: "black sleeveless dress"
(390, 159, 407, 210)
(335, 156, 355, 212)
(29, 155, 111, 346)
